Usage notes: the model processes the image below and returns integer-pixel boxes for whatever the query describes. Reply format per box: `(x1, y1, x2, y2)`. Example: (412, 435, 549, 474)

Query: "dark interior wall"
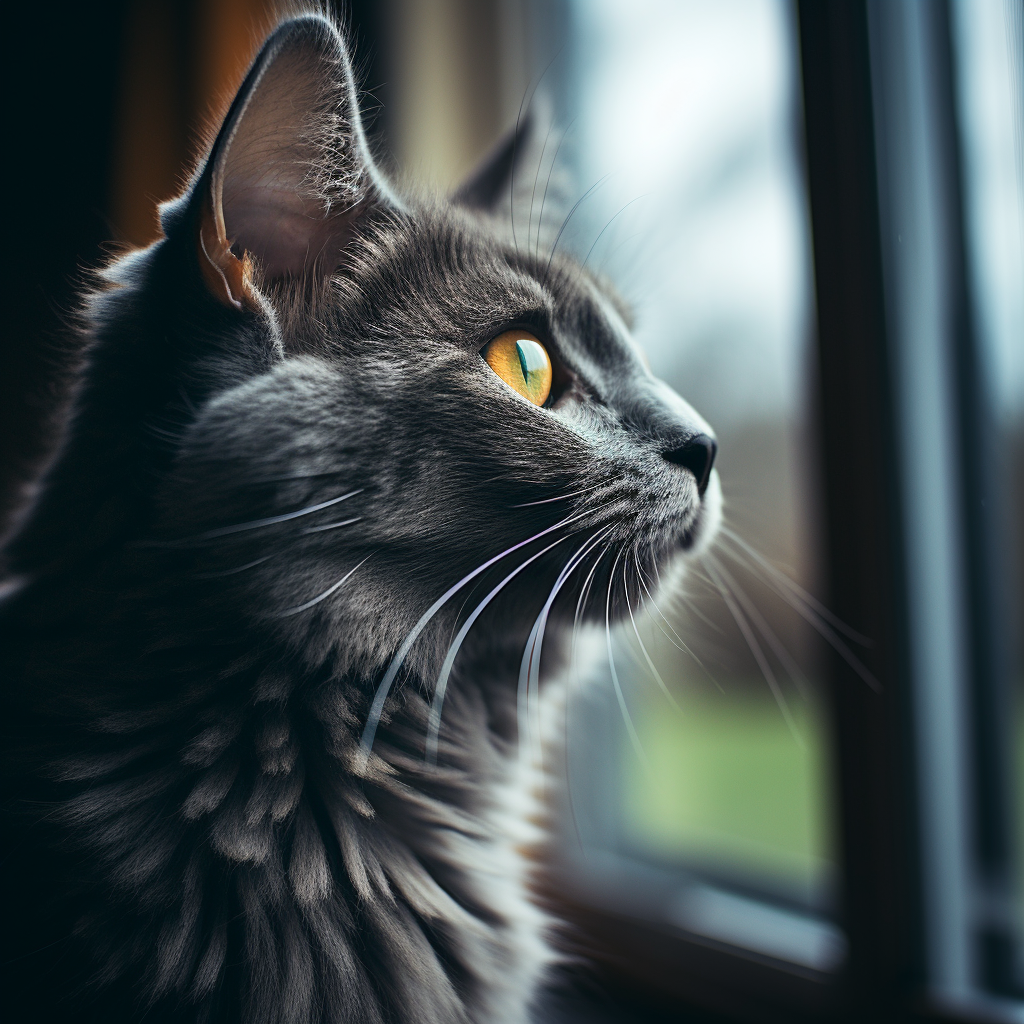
(0, 0, 387, 543)
(3, 2, 129, 539)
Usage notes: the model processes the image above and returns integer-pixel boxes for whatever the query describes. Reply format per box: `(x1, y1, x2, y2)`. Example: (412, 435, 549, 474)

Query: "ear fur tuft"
(198, 197, 254, 310)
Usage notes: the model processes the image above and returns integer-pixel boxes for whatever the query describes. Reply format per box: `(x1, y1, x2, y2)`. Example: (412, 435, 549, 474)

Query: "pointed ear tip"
(268, 11, 339, 40)
(451, 97, 557, 211)
(205, 10, 355, 186)
(185, 8, 379, 287)
(265, 11, 349, 57)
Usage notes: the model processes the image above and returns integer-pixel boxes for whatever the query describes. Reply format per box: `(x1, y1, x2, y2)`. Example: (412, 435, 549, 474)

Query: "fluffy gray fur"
(0, 12, 719, 1024)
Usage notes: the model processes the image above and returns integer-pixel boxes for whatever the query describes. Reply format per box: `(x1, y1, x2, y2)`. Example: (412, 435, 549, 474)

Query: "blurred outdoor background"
(4, 0, 1022, 1019)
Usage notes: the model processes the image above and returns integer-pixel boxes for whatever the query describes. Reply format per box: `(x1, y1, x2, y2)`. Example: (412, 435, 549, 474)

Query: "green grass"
(619, 683, 836, 898)
(618, 677, 1024, 913)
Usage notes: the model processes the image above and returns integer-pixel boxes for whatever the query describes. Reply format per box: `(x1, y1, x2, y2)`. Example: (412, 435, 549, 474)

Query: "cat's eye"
(481, 330, 553, 406)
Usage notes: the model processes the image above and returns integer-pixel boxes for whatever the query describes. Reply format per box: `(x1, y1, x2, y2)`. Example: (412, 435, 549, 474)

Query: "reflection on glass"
(561, 0, 840, 939)
(952, 0, 1024, 934)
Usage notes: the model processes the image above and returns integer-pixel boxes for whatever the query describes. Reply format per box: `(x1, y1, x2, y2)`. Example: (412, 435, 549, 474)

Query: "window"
(554, 0, 847, 979)
(952, 0, 1024, 990)
(542, 0, 1024, 1019)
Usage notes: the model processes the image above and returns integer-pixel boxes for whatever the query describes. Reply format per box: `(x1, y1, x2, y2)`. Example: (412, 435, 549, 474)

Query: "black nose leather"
(663, 433, 717, 496)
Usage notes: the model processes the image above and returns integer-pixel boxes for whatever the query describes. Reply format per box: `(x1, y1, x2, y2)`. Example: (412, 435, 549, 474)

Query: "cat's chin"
(636, 471, 721, 611)
(678, 468, 722, 558)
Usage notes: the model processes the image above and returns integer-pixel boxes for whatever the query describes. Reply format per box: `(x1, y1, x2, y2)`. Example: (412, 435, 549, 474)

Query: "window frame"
(548, 2, 1024, 1021)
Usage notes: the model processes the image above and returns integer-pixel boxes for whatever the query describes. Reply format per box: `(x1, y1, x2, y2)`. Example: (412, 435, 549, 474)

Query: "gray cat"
(0, 13, 719, 1024)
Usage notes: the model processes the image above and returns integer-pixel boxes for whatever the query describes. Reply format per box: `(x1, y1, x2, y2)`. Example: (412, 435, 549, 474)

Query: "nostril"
(663, 433, 717, 496)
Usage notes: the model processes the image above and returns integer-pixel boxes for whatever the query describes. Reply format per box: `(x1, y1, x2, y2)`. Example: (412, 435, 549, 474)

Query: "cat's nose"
(662, 434, 717, 496)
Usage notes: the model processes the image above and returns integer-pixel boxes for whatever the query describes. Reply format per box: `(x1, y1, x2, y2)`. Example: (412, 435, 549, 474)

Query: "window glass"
(951, 0, 1024, 938)
(558, 0, 843, 963)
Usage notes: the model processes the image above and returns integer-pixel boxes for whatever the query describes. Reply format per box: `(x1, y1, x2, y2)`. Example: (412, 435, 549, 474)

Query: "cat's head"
(8, 14, 719, 687)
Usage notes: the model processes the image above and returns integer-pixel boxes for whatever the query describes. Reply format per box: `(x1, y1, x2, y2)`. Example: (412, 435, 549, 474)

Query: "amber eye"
(481, 330, 553, 406)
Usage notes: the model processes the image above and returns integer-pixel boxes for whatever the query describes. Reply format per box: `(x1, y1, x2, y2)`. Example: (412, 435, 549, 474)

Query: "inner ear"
(196, 15, 392, 303)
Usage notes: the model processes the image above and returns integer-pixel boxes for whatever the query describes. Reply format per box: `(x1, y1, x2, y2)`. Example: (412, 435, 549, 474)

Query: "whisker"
(148, 489, 363, 546)
(563, 535, 615, 803)
(580, 195, 648, 275)
(605, 548, 650, 769)
(358, 505, 603, 762)
(247, 470, 348, 484)
(427, 532, 578, 764)
(529, 119, 557, 258)
(275, 555, 371, 618)
(511, 484, 602, 508)
(147, 426, 188, 448)
(301, 516, 362, 535)
(688, 564, 728, 597)
(647, 537, 664, 587)
(623, 544, 682, 714)
(598, 229, 646, 279)
(720, 527, 871, 645)
(510, 89, 529, 258)
(536, 117, 576, 262)
(631, 553, 690, 652)
(194, 489, 363, 540)
(195, 555, 273, 579)
(632, 549, 709, 657)
(510, 46, 564, 259)
(717, 533, 879, 690)
(631, 547, 724, 693)
(571, 539, 611, 667)
(706, 554, 811, 701)
(543, 174, 612, 289)
(704, 556, 801, 744)
(675, 590, 727, 637)
(562, 538, 618, 856)
(641, 545, 722, 631)
(517, 526, 614, 770)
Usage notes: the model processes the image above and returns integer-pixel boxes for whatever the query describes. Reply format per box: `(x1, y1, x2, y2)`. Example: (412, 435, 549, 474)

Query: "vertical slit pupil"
(516, 339, 544, 384)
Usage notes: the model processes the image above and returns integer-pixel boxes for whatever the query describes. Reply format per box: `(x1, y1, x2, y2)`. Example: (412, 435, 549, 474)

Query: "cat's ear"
(191, 15, 393, 307)
(453, 102, 547, 215)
